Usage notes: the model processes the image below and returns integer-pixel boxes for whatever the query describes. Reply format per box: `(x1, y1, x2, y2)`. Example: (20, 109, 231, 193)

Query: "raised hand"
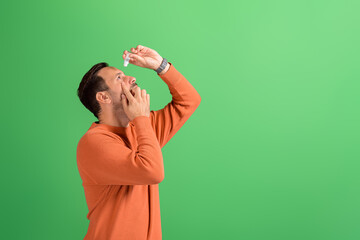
(123, 45, 163, 70)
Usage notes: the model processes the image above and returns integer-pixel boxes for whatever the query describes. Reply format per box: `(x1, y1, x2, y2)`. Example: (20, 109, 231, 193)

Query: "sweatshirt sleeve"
(150, 62, 201, 148)
(76, 116, 164, 185)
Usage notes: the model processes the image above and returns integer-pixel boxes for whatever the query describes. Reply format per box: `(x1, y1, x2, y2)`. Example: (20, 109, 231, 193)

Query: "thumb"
(129, 53, 144, 64)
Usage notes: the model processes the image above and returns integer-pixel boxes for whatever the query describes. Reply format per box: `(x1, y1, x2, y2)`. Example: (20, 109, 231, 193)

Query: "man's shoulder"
(77, 128, 124, 148)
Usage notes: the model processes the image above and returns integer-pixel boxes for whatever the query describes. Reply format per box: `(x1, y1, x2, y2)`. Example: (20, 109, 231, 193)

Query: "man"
(76, 45, 201, 240)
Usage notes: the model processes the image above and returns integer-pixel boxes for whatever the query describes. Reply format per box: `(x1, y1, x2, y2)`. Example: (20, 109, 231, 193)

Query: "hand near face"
(120, 82, 150, 121)
(123, 45, 163, 70)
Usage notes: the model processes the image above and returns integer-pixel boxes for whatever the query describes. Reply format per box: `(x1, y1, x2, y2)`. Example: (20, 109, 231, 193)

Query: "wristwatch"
(155, 57, 168, 74)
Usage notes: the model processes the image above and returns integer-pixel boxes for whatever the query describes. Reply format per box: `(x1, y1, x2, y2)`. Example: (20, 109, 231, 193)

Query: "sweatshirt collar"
(90, 121, 134, 134)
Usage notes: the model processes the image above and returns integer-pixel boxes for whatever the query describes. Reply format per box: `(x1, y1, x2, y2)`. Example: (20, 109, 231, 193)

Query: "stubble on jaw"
(110, 84, 137, 110)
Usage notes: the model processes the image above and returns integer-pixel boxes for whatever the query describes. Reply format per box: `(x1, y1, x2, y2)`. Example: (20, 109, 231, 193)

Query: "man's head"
(77, 62, 137, 120)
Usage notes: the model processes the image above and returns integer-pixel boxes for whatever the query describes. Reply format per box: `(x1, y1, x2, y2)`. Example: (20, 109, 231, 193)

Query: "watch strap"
(155, 58, 168, 74)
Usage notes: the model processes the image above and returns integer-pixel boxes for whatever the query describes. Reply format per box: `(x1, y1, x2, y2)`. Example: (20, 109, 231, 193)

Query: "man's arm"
(149, 62, 201, 148)
(122, 45, 201, 148)
(77, 116, 164, 185)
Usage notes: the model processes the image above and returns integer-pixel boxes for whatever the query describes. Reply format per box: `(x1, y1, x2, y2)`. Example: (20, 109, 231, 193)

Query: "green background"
(1, 0, 359, 239)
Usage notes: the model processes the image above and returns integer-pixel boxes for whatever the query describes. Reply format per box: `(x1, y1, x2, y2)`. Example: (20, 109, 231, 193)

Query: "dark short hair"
(77, 62, 110, 119)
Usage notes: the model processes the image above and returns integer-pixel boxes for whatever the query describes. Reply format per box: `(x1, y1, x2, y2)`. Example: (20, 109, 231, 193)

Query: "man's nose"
(128, 77, 136, 85)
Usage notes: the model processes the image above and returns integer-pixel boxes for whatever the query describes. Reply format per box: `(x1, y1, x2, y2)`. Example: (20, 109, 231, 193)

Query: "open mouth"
(130, 89, 135, 97)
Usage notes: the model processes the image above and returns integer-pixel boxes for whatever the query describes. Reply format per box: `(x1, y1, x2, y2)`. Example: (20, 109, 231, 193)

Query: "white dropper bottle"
(124, 53, 131, 67)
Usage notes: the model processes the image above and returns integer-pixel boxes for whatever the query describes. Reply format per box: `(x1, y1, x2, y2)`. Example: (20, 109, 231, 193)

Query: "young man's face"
(97, 66, 138, 107)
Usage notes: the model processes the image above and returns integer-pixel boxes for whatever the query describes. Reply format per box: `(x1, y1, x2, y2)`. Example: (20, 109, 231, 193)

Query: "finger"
(136, 45, 146, 52)
(141, 89, 146, 99)
(128, 53, 142, 63)
(134, 85, 141, 98)
(146, 93, 150, 104)
(123, 50, 129, 59)
(121, 82, 135, 101)
(121, 93, 128, 108)
(131, 47, 138, 53)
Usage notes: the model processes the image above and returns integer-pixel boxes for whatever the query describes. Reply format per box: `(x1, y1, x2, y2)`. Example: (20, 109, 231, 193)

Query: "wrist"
(152, 56, 164, 71)
(153, 57, 169, 75)
(158, 63, 170, 75)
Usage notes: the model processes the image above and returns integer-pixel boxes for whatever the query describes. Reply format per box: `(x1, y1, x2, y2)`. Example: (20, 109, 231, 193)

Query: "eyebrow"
(114, 72, 123, 79)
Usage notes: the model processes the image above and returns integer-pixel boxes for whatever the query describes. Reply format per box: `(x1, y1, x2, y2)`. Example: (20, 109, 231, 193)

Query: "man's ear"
(96, 91, 111, 104)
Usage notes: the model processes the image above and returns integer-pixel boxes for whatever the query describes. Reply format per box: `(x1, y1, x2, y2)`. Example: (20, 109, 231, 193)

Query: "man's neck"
(98, 110, 130, 128)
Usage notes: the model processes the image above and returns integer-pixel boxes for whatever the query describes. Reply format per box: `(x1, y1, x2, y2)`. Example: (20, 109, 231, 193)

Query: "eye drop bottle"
(124, 53, 130, 67)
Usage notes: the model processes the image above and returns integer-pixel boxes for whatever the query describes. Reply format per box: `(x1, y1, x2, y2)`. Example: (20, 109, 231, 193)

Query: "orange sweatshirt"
(76, 62, 201, 240)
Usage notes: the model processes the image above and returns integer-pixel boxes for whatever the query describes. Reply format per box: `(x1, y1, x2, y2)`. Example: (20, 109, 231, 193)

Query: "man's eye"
(117, 75, 121, 79)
